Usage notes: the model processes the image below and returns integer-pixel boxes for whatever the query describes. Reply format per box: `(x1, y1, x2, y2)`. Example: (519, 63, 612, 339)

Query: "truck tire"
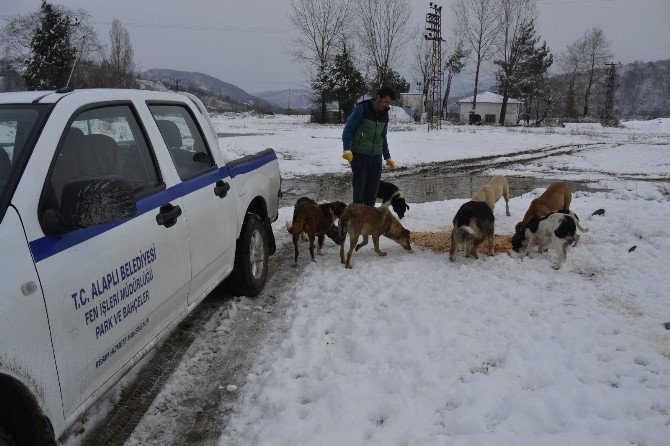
(227, 213, 269, 296)
(0, 428, 15, 446)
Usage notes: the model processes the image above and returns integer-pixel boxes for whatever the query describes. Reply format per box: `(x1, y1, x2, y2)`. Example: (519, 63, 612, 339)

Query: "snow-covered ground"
(123, 115, 670, 445)
(220, 189, 670, 446)
(214, 113, 670, 180)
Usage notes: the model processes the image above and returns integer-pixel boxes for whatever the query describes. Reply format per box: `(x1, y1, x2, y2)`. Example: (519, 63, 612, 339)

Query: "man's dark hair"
(376, 87, 396, 101)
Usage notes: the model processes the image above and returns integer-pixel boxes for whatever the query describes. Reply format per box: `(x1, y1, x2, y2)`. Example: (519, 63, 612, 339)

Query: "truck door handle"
(214, 180, 230, 198)
(156, 203, 182, 228)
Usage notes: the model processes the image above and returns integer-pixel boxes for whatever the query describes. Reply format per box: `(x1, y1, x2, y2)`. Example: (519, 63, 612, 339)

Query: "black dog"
(377, 180, 409, 219)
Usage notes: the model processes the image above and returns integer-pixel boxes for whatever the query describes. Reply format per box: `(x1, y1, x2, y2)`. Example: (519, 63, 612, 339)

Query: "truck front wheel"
(227, 213, 269, 296)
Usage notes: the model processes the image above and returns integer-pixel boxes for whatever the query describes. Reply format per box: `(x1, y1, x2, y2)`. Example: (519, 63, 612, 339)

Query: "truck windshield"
(0, 105, 48, 202)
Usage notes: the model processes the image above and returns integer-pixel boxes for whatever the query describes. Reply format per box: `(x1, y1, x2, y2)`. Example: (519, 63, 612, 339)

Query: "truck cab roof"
(0, 89, 198, 106)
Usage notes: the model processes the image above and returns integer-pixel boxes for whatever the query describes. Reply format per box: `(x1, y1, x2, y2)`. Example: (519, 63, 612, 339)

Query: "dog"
(515, 182, 572, 233)
(511, 211, 578, 269)
(338, 204, 413, 269)
(287, 200, 347, 264)
(286, 197, 343, 245)
(449, 201, 495, 261)
(472, 175, 511, 216)
(377, 180, 409, 219)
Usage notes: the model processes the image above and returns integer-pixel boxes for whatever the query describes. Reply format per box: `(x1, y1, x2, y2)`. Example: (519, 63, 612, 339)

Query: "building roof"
(458, 91, 520, 104)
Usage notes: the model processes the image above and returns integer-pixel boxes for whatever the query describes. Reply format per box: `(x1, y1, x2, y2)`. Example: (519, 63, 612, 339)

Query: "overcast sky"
(2, 0, 669, 94)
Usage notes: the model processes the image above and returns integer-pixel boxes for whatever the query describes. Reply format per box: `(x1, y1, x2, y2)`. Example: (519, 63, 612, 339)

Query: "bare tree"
(453, 0, 501, 111)
(581, 27, 612, 117)
(106, 19, 136, 88)
(558, 38, 586, 118)
(495, 0, 537, 124)
(288, 0, 351, 67)
(288, 0, 351, 121)
(412, 29, 432, 99)
(355, 0, 412, 90)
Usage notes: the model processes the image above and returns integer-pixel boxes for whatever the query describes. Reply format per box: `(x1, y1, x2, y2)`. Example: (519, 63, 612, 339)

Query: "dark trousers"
(351, 153, 382, 206)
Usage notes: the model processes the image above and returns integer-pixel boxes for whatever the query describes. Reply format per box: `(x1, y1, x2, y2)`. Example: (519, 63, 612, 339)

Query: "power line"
(90, 20, 290, 34)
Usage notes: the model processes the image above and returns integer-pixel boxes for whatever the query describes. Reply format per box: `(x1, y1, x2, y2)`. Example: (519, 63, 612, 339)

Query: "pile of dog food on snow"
(411, 230, 513, 255)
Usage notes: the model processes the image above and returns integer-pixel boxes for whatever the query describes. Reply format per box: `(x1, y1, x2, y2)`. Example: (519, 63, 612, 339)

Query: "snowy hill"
(253, 88, 315, 111)
(138, 68, 276, 113)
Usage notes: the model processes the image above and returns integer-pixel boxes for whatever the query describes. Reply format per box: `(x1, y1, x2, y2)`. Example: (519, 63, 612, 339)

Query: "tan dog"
(472, 175, 511, 216)
(515, 182, 572, 232)
(338, 204, 413, 269)
(287, 200, 347, 264)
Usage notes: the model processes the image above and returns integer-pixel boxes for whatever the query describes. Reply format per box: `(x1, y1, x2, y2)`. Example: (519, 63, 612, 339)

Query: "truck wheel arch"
(245, 196, 276, 256)
(0, 375, 55, 446)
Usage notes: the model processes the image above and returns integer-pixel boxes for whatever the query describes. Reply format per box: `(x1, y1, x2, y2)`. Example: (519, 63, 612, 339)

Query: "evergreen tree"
(496, 20, 552, 124)
(371, 68, 409, 97)
(442, 41, 469, 117)
(332, 43, 366, 118)
(310, 60, 337, 123)
(22, 1, 76, 90)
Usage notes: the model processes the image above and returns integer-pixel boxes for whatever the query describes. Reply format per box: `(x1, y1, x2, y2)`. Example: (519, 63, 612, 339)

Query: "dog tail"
(338, 213, 349, 244)
(287, 214, 305, 235)
(459, 225, 478, 237)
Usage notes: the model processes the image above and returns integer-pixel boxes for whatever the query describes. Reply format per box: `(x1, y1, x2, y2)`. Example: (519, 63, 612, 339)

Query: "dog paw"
(552, 264, 562, 270)
(377, 251, 387, 256)
(345, 263, 352, 269)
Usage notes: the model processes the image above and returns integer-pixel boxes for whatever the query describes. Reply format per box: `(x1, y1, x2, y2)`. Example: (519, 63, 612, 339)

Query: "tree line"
(0, 0, 137, 91)
(291, 0, 617, 125)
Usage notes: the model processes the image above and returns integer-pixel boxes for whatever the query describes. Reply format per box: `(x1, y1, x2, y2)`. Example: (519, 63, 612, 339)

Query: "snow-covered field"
(126, 115, 670, 445)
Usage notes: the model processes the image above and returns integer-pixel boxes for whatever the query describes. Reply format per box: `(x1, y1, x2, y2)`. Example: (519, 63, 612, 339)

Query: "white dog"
(512, 211, 578, 269)
(472, 175, 511, 216)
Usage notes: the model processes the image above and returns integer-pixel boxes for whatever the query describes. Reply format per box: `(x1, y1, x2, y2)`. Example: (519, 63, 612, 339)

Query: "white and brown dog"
(512, 211, 579, 269)
(472, 175, 511, 216)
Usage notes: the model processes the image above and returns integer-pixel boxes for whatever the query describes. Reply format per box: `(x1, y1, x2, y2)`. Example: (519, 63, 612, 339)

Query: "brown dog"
(472, 175, 511, 216)
(287, 200, 347, 264)
(515, 182, 572, 232)
(338, 204, 413, 269)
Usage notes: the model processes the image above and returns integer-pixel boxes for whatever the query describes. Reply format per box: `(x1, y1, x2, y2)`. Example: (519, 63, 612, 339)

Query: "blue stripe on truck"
(29, 151, 277, 263)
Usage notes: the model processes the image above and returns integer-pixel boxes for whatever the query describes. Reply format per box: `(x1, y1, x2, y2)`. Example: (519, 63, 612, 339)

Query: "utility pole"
(288, 89, 292, 115)
(174, 77, 182, 92)
(424, 2, 444, 131)
(601, 62, 620, 127)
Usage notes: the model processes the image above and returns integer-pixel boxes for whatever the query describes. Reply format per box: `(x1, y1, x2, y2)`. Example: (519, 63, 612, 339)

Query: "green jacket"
(342, 99, 390, 159)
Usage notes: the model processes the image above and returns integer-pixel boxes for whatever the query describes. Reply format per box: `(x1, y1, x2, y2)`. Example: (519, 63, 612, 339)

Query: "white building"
(458, 91, 520, 125)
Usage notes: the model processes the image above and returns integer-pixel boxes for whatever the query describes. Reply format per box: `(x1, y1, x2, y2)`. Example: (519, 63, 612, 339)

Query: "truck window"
(46, 105, 161, 210)
(148, 104, 215, 180)
(0, 105, 48, 220)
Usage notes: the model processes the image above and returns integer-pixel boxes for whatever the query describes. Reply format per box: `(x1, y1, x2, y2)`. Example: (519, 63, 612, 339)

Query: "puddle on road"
(280, 171, 594, 207)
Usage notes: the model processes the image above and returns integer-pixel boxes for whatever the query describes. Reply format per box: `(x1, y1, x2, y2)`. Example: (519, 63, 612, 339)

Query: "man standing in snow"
(341, 87, 397, 206)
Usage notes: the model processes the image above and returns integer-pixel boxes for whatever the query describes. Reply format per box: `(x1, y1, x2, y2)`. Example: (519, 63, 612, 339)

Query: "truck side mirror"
(44, 176, 136, 235)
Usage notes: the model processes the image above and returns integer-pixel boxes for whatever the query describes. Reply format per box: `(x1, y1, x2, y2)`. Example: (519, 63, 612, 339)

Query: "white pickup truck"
(0, 89, 280, 445)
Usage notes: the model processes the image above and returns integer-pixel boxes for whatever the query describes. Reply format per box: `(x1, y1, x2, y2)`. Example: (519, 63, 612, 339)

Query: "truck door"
(26, 104, 192, 417)
(148, 104, 237, 304)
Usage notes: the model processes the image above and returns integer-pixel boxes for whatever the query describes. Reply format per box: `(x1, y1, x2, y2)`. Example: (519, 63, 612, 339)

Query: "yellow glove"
(342, 150, 353, 163)
(386, 158, 396, 170)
